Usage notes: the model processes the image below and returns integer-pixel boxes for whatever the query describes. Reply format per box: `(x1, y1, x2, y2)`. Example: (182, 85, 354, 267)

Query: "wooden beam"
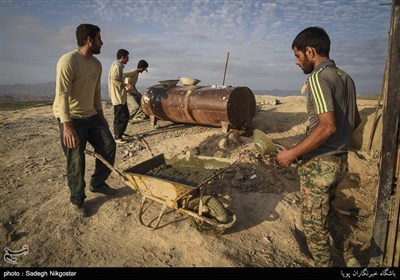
(386, 149, 400, 266)
(368, 58, 388, 152)
(370, 0, 400, 266)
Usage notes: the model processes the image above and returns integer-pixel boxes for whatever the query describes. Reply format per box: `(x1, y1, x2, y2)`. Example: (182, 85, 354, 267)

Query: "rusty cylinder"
(141, 85, 256, 131)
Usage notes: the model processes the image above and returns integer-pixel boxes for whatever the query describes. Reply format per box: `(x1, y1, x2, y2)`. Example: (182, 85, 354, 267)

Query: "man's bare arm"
(276, 111, 337, 167)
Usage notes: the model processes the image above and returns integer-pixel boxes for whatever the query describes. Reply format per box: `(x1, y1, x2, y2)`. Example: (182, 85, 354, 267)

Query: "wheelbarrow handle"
(84, 149, 115, 170)
(84, 149, 132, 187)
(85, 149, 96, 158)
(197, 156, 241, 189)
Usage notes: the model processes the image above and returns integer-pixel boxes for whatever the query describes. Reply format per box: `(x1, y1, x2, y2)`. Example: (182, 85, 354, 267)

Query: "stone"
(234, 171, 244, 180)
(218, 138, 229, 149)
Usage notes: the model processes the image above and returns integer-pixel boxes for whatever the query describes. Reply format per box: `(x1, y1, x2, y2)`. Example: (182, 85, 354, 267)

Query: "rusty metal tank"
(141, 85, 256, 132)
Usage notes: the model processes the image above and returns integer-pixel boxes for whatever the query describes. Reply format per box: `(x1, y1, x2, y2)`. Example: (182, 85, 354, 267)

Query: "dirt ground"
(0, 94, 382, 268)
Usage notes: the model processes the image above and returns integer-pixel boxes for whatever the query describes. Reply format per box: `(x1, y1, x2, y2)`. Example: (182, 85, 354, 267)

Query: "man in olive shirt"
(124, 59, 149, 121)
(53, 23, 117, 218)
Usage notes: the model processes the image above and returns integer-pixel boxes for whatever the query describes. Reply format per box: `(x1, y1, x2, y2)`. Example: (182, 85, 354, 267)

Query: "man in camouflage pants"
(277, 27, 361, 267)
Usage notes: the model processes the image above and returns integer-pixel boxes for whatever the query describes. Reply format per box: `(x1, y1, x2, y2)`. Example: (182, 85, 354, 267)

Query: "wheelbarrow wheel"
(187, 195, 229, 236)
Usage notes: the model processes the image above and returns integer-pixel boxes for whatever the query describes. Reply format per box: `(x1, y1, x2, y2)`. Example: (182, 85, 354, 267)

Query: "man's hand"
(63, 121, 79, 149)
(276, 147, 296, 167)
(125, 84, 133, 92)
(276, 111, 337, 167)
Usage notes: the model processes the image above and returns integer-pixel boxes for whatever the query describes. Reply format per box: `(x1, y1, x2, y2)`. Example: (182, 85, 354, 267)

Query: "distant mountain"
(0, 82, 55, 98)
(0, 83, 376, 101)
(0, 82, 300, 99)
(253, 89, 300, 97)
(0, 82, 149, 101)
(0, 82, 109, 101)
(253, 89, 378, 98)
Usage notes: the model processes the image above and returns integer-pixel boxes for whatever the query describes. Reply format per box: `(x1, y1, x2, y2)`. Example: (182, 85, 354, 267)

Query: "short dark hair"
(76, 24, 100, 47)
(292, 26, 330, 57)
(117, 49, 129, 59)
(137, 60, 148, 69)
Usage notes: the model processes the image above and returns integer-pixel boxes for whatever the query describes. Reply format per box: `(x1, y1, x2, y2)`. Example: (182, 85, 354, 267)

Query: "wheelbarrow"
(85, 150, 237, 235)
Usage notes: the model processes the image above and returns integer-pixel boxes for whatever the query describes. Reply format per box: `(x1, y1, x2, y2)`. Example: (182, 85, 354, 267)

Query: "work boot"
(346, 257, 361, 267)
(89, 183, 117, 195)
(114, 135, 127, 144)
(71, 203, 87, 218)
(115, 138, 126, 144)
(131, 116, 148, 123)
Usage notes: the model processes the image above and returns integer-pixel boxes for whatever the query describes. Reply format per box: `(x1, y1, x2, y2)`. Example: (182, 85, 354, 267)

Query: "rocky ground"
(0, 95, 381, 269)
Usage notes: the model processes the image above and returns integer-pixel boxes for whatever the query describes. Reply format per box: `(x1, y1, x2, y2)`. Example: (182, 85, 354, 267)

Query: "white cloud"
(0, 0, 391, 93)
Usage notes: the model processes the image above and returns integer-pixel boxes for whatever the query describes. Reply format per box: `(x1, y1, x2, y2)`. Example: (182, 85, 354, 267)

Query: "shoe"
(115, 138, 126, 144)
(131, 116, 147, 123)
(346, 257, 361, 267)
(71, 204, 87, 217)
(90, 183, 117, 195)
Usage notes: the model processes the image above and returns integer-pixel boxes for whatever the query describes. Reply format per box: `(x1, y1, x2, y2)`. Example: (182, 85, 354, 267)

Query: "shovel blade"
(253, 129, 278, 155)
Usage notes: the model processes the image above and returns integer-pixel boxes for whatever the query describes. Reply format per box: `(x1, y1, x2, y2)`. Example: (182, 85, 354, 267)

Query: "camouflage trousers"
(298, 154, 348, 267)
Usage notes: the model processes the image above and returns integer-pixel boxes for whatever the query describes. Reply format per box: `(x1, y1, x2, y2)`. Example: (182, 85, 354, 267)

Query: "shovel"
(253, 129, 298, 172)
(253, 129, 286, 171)
(253, 129, 302, 170)
(253, 129, 279, 156)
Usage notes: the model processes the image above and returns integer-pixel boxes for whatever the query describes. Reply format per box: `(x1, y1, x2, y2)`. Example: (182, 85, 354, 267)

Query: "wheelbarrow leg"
(138, 196, 167, 230)
(198, 188, 205, 217)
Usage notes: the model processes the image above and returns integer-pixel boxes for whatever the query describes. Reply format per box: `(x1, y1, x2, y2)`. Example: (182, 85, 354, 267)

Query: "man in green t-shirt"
(124, 59, 149, 122)
(277, 26, 361, 267)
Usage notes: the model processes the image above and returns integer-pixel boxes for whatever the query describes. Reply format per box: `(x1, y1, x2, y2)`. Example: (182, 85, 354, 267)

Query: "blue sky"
(0, 0, 391, 94)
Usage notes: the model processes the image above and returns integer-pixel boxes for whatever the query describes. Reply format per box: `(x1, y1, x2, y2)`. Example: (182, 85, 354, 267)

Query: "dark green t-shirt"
(303, 60, 358, 160)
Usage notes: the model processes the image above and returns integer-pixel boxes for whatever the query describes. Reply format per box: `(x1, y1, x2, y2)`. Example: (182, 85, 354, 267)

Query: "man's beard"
(301, 57, 313, 74)
(91, 45, 101, 55)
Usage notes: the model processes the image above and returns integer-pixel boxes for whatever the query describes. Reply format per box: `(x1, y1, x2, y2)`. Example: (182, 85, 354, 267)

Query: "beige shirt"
(124, 69, 140, 95)
(53, 49, 103, 123)
(108, 61, 126, 105)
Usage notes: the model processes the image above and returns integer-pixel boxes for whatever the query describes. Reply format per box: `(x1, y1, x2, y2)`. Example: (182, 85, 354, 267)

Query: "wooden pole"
(367, 58, 388, 152)
(370, 0, 400, 267)
(222, 52, 230, 86)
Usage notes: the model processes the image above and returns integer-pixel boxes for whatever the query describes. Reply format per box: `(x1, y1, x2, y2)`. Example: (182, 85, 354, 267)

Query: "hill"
(0, 82, 111, 101)
(0, 83, 377, 102)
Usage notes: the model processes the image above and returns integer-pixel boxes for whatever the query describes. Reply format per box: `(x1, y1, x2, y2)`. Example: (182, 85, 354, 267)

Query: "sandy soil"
(0, 94, 382, 268)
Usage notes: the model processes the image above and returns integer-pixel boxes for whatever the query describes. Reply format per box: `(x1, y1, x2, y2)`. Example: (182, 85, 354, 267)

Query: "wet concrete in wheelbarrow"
(144, 163, 220, 187)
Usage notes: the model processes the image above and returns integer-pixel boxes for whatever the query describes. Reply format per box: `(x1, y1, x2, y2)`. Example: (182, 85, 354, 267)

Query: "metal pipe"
(141, 85, 256, 132)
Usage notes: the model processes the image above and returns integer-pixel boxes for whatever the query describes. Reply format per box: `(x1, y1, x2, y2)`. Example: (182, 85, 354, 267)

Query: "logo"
(4, 245, 29, 264)
(300, 80, 308, 95)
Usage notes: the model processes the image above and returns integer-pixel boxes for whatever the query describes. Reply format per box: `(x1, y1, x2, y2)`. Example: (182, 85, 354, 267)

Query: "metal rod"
(222, 52, 230, 85)
(140, 137, 154, 157)
(138, 197, 168, 230)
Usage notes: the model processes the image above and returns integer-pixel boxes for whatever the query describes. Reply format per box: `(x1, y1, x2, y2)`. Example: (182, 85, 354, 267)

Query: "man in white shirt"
(108, 49, 133, 143)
